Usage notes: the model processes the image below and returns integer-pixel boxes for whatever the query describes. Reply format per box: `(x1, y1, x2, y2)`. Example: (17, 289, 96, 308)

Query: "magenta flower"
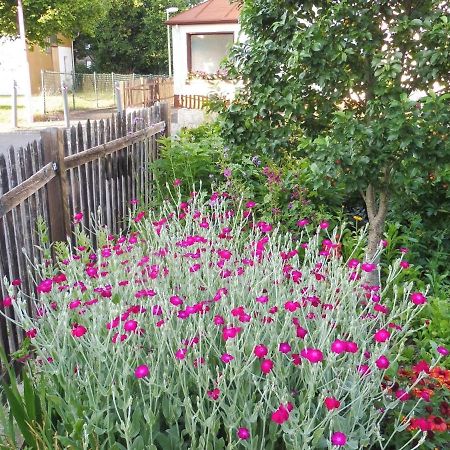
(71, 325, 87, 338)
(410, 292, 427, 305)
(296, 326, 308, 339)
(279, 342, 292, 354)
(2, 297, 12, 308)
(124, 320, 138, 332)
(173, 178, 182, 186)
(257, 221, 272, 233)
(271, 403, 293, 424)
(345, 341, 358, 353)
(324, 397, 341, 411)
(256, 295, 269, 303)
(395, 389, 410, 401)
(331, 339, 346, 354)
(207, 388, 220, 400)
(374, 328, 391, 343)
(400, 261, 410, 269)
(297, 218, 309, 227)
(134, 364, 149, 379)
(347, 258, 360, 269)
(73, 212, 83, 223)
(245, 201, 256, 208)
(254, 344, 268, 358)
(221, 353, 234, 364)
(331, 431, 347, 446)
(236, 427, 250, 440)
(375, 355, 390, 369)
(261, 359, 274, 374)
(175, 348, 187, 360)
(437, 346, 449, 357)
(170, 295, 183, 306)
(361, 262, 376, 272)
(300, 348, 323, 363)
(319, 221, 329, 229)
(357, 364, 371, 376)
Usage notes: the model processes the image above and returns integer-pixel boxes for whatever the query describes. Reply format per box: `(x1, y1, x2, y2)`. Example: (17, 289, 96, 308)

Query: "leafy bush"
(2, 192, 447, 449)
(151, 123, 224, 200)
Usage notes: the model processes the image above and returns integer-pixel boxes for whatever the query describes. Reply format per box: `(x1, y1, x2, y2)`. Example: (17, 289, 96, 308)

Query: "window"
(188, 33, 234, 74)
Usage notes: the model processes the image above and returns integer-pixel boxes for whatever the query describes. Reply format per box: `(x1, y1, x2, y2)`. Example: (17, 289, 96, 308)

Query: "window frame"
(187, 32, 235, 74)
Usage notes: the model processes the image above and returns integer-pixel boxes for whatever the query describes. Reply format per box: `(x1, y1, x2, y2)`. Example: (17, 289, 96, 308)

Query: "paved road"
(0, 130, 41, 158)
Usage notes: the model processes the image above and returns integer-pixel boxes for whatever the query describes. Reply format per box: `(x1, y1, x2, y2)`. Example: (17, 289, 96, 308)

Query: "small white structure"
(167, 0, 241, 99)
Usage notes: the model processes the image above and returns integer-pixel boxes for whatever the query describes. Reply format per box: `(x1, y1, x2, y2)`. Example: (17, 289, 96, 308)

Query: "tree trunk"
(361, 183, 389, 286)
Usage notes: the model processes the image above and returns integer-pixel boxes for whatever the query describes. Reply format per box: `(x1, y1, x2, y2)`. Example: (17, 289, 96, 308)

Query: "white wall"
(171, 23, 242, 97)
(0, 37, 28, 95)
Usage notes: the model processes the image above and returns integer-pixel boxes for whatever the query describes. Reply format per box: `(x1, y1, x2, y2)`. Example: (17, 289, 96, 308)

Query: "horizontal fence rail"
(0, 103, 170, 370)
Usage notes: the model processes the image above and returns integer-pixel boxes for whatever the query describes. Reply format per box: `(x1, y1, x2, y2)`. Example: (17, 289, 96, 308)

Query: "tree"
(74, 0, 203, 74)
(219, 0, 450, 278)
(0, 0, 109, 45)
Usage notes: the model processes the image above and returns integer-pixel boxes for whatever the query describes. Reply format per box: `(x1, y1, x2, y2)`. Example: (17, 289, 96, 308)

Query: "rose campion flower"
(374, 328, 391, 343)
(134, 364, 149, 379)
(301, 348, 323, 363)
(71, 325, 87, 338)
(2, 296, 12, 307)
(236, 427, 250, 440)
(207, 388, 220, 400)
(279, 342, 291, 353)
(221, 353, 234, 364)
(297, 218, 309, 227)
(261, 359, 274, 374)
(410, 292, 427, 305)
(324, 397, 341, 411)
(395, 389, 410, 401)
(271, 403, 293, 424)
(173, 178, 182, 187)
(331, 339, 346, 354)
(73, 212, 83, 223)
(361, 262, 376, 272)
(331, 431, 347, 446)
(375, 355, 390, 369)
(124, 320, 138, 332)
(437, 346, 449, 356)
(319, 221, 329, 229)
(254, 344, 268, 358)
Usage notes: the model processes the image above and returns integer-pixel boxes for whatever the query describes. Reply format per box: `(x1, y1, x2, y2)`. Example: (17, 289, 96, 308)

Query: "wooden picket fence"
(121, 77, 174, 109)
(174, 94, 210, 110)
(0, 104, 169, 368)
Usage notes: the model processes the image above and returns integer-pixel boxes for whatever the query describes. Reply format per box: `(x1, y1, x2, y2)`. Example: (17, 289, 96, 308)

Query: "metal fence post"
(41, 69, 46, 115)
(61, 82, 70, 128)
(11, 80, 18, 128)
(94, 71, 99, 108)
(115, 81, 123, 114)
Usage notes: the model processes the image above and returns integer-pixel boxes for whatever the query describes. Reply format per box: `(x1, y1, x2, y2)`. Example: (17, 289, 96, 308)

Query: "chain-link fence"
(40, 71, 167, 115)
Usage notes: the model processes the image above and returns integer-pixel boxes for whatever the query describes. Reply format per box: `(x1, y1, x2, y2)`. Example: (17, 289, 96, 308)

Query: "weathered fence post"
(11, 80, 18, 128)
(160, 102, 170, 137)
(41, 128, 71, 243)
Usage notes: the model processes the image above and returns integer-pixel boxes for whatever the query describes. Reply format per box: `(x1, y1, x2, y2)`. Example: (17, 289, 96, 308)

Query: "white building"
(167, 0, 242, 99)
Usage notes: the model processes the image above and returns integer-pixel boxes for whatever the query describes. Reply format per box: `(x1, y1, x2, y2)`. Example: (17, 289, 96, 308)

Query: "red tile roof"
(166, 0, 240, 25)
